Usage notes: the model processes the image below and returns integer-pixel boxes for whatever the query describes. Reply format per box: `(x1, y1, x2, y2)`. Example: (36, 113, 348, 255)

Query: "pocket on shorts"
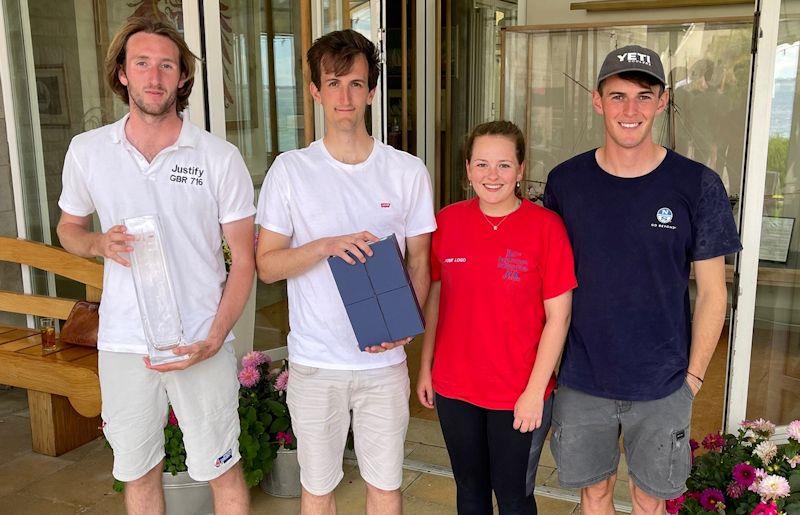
(290, 363, 320, 377)
(550, 420, 563, 465)
(668, 424, 691, 489)
(681, 379, 696, 401)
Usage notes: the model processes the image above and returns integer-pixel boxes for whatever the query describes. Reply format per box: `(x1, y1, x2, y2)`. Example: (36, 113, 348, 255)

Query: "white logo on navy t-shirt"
(656, 207, 673, 224)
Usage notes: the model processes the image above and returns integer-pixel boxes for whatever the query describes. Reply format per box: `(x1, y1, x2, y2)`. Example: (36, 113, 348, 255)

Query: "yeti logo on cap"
(617, 52, 652, 66)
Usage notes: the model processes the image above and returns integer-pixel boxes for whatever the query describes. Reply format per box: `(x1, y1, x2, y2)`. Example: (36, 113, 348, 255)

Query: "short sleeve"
(217, 149, 256, 224)
(691, 169, 742, 261)
(405, 164, 437, 237)
(541, 213, 577, 299)
(256, 158, 293, 237)
(58, 146, 95, 217)
(430, 222, 442, 282)
(543, 175, 560, 215)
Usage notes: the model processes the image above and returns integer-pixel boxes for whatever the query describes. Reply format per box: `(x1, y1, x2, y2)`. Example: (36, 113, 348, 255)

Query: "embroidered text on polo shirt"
(170, 164, 206, 186)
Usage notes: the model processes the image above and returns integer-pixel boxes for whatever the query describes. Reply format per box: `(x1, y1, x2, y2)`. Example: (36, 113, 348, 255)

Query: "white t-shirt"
(256, 139, 436, 370)
(58, 114, 256, 354)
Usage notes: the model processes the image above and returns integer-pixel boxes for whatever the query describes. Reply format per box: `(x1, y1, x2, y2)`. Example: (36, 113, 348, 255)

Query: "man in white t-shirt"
(56, 17, 253, 515)
(256, 29, 435, 514)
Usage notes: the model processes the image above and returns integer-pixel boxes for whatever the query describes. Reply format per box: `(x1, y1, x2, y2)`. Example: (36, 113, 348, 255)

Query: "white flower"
(749, 468, 768, 493)
(757, 474, 791, 501)
(787, 420, 800, 442)
(786, 454, 800, 469)
(754, 441, 778, 465)
(750, 418, 776, 437)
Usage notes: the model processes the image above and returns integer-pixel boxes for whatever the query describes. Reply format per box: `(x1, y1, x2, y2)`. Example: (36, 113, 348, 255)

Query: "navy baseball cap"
(597, 45, 666, 88)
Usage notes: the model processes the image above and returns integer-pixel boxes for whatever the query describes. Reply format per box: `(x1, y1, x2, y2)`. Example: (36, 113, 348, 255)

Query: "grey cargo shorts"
(549, 382, 694, 500)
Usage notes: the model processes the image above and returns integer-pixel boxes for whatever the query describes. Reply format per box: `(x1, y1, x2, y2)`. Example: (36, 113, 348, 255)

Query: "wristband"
(687, 371, 704, 384)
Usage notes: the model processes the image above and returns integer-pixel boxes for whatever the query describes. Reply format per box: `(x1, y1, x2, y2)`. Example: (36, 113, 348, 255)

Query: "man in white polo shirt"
(256, 29, 435, 514)
(56, 17, 253, 515)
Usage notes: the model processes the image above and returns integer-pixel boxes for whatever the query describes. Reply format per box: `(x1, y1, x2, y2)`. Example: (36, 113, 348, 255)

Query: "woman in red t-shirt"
(416, 121, 576, 514)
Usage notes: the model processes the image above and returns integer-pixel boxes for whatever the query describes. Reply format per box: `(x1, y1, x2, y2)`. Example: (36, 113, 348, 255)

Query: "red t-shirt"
(430, 198, 577, 410)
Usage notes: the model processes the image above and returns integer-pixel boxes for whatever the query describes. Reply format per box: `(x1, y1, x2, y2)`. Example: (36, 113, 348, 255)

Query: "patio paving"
(0, 386, 630, 513)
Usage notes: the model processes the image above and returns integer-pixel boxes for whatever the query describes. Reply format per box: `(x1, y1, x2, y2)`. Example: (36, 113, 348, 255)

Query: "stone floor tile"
(533, 495, 579, 514)
(0, 452, 73, 497)
(0, 492, 80, 514)
(0, 387, 27, 417)
(250, 488, 301, 514)
(403, 473, 457, 507)
(0, 414, 34, 462)
(405, 418, 446, 447)
(405, 443, 452, 469)
(18, 444, 116, 508)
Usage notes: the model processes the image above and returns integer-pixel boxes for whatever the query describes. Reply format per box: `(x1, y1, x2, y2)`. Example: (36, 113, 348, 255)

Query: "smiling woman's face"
(466, 134, 524, 210)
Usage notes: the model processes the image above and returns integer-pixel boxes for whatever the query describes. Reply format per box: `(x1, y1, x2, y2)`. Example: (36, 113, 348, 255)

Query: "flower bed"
(668, 419, 800, 514)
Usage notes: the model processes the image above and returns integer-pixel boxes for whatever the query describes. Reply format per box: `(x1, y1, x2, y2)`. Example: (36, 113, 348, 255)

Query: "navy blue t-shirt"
(544, 149, 742, 401)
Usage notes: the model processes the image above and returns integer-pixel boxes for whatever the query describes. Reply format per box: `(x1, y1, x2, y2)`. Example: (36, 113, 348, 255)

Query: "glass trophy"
(124, 214, 188, 365)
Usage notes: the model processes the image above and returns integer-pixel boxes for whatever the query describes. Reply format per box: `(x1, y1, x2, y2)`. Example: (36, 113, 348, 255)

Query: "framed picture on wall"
(35, 65, 70, 127)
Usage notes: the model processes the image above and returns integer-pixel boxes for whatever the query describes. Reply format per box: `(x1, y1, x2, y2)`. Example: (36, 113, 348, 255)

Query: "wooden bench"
(0, 236, 102, 456)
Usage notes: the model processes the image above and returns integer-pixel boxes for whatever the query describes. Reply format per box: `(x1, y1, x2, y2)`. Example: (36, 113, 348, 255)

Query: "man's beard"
(129, 88, 178, 116)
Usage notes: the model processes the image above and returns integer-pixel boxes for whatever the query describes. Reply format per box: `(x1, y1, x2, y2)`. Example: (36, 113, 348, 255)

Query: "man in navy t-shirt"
(544, 45, 741, 514)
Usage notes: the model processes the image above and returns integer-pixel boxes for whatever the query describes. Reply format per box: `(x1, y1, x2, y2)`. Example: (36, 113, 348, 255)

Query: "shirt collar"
(108, 112, 200, 149)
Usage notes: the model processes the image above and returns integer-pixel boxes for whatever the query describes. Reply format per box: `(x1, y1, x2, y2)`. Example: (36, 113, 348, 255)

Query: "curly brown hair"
(105, 16, 197, 113)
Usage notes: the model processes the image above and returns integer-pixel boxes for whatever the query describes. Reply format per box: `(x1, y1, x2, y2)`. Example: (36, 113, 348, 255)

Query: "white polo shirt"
(256, 138, 436, 370)
(59, 114, 256, 354)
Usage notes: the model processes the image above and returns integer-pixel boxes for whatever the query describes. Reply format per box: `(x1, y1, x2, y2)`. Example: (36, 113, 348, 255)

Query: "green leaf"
(790, 471, 800, 492)
(266, 400, 287, 417)
(784, 502, 800, 515)
(269, 417, 290, 433)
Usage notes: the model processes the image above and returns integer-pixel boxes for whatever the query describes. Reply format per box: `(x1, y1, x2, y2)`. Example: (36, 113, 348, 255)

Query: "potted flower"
(237, 350, 297, 494)
(667, 418, 800, 514)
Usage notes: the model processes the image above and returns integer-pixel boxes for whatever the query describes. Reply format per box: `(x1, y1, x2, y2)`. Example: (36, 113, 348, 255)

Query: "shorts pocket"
(550, 420, 563, 465)
(290, 363, 320, 377)
(668, 424, 691, 489)
(682, 379, 696, 401)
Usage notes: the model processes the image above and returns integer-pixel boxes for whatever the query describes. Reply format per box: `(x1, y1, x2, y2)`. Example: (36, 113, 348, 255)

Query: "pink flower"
(787, 420, 800, 442)
(742, 418, 776, 437)
(698, 488, 725, 511)
(276, 431, 294, 446)
(168, 407, 179, 426)
(241, 351, 270, 369)
(727, 481, 745, 499)
(751, 501, 779, 515)
(665, 494, 685, 514)
(749, 468, 768, 493)
(786, 454, 800, 469)
(733, 462, 757, 488)
(275, 370, 289, 391)
(757, 474, 790, 501)
(702, 432, 725, 452)
(238, 366, 260, 388)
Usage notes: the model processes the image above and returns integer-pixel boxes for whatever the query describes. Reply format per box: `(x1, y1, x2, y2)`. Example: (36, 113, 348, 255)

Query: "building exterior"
(0, 0, 797, 475)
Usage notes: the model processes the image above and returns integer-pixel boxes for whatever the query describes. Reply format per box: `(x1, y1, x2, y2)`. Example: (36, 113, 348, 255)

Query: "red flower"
(751, 501, 779, 515)
(276, 431, 294, 446)
(168, 407, 179, 427)
(699, 488, 725, 511)
(702, 432, 725, 452)
(665, 494, 685, 514)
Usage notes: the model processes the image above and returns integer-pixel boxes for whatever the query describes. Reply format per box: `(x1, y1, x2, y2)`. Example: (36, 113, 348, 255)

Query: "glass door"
(204, 0, 388, 354)
(728, 0, 800, 436)
(0, 0, 197, 303)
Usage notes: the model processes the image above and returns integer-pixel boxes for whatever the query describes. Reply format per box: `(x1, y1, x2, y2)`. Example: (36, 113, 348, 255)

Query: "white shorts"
(287, 361, 410, 495)
(99, 344, 240, 482)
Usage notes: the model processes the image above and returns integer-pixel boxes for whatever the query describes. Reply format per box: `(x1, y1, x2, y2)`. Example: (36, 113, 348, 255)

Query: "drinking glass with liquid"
(39, 317, 57, 351)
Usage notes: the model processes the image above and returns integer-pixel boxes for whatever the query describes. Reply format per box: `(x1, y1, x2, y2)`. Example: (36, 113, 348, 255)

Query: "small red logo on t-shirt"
(380, 202, 391, 208)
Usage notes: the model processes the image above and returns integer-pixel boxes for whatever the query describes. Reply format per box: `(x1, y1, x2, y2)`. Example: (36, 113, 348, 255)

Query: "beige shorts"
(287, 361, 410, 495)
(98, 344, 240, 482)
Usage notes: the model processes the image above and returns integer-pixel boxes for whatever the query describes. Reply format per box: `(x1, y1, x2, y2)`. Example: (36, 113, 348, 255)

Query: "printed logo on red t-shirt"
(497, 249, 528, 282)
(444, 257, 467, 263)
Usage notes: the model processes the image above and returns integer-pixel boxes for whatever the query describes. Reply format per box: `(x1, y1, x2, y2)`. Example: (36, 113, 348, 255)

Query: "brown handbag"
(59, 301, 100, 347)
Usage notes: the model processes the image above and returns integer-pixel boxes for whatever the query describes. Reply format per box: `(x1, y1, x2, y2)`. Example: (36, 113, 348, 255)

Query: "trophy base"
(149, 345, 190, 366)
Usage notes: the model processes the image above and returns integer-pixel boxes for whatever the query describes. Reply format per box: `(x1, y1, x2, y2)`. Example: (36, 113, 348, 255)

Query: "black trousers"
(436, 393, 553, 515)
